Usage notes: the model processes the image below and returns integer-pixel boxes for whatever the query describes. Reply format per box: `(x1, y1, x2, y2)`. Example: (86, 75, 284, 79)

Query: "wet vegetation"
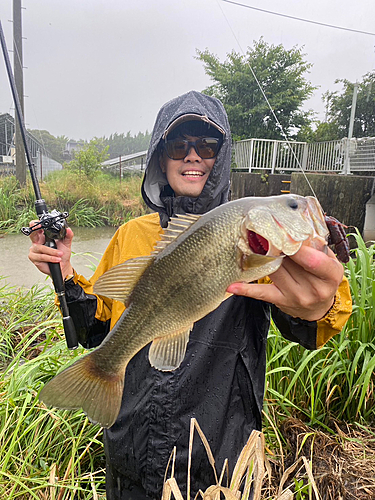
(0, 280, 106, 498)
(1, 176, 374, 497)
(265, 230, 375, 426)
(0, 171, 146, 233)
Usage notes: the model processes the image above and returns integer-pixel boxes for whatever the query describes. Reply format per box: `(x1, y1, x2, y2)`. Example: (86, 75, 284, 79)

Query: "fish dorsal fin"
(93, 255, 154, 304)
(152, 213, 201, 254)
(149, 326, 193, 371)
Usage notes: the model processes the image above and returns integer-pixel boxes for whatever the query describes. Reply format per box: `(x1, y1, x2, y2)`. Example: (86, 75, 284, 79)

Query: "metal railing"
(0, 151, 62, 180)
(233, 137, 375, 173)
(347, 137, 375, 172)
(234, 138, 307, 173)
(304, 140, 344, 172)
(34, 151, 63, 180)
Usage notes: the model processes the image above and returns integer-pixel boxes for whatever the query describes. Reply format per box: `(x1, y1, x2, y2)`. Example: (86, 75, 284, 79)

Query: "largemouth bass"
(40, 194, 329, 427)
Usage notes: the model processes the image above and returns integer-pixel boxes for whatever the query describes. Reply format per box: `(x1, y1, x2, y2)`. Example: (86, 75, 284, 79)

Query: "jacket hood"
(141, 90, 232, 227)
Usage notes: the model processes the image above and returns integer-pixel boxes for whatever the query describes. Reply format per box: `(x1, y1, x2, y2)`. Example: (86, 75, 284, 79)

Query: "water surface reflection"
(0, 226, 116, 289)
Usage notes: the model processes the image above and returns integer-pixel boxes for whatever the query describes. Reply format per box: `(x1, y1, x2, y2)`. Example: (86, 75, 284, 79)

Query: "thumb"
(63, 227, 74, 248)
(55, 227, 74, 253)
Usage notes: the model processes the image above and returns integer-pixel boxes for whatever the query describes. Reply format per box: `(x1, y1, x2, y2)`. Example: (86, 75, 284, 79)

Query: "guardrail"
(233, 137, 375, 173)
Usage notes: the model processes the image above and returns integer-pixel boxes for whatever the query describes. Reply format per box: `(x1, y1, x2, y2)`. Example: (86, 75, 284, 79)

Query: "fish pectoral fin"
(93, 255, 154, 303)
(149, 326, 193, 372)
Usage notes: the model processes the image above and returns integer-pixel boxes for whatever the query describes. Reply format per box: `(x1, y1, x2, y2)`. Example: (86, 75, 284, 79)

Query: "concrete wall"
(230, 172, 290, 199)
(230, 172, 375, 236)
(364, 194, 375, 241)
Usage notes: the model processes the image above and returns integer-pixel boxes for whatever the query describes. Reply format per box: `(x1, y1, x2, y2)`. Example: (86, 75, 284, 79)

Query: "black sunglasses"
(163, 137, 223, 160)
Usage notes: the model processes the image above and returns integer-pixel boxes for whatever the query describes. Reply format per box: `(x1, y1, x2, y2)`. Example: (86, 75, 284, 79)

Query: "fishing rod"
(0, 20, 78, 349)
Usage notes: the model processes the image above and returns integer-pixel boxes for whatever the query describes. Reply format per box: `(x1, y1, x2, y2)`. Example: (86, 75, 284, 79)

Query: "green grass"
(0, 281, 105, 499)
(41, 169, 146, 227)
(0, 171, 146, 233)
(264, 230, 375, 427)
(67, 198, 109, 227)
(1, 355, 105, 499)
(0, 279, 57, 368)
(0, 177, 35, 233)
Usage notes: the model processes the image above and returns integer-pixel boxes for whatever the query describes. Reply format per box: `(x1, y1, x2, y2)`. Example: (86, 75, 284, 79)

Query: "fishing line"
(216, 0, 318, 198)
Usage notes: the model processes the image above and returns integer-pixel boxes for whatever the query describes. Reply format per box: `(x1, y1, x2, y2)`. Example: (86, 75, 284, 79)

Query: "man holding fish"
(28, 91, 352, 500)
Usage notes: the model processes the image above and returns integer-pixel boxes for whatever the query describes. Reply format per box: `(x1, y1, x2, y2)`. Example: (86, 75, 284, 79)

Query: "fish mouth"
(247, 230, 270, 255)
(246, 228, 300, 258)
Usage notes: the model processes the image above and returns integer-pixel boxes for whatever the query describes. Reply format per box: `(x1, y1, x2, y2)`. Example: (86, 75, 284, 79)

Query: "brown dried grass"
(161, 419, 316, 500)
(277, 418, 375, 500)
(162, 418, 375, 500)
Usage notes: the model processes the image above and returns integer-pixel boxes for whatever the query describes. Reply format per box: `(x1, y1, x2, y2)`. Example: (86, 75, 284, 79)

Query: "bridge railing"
(233, 137, 375, 173)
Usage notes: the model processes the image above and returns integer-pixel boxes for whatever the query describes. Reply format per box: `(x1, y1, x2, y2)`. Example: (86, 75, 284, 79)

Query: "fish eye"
(288, 199, 299, 210)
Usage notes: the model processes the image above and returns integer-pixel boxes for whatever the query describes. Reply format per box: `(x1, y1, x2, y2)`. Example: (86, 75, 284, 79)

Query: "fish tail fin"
(39, 352, 125, 428)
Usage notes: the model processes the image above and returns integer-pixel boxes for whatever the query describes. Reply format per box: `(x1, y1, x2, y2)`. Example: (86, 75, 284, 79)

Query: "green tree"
(311, 121, 342, 142)
(323, 71, 375, 138)
(28, 129, 68, 163)
(67, 138, 109, 178)
(196, 38, 316, 140)
(101, 131, 151, 159)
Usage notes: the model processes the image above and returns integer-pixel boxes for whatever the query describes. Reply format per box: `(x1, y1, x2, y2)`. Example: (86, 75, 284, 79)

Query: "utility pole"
(13, 0, 26, 185)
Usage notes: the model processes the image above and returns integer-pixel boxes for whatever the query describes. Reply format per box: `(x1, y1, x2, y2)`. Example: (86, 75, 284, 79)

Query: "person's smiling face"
(160, 135, 216, 198)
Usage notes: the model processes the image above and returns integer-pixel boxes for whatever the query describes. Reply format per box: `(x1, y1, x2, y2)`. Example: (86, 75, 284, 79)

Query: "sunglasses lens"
(164, 137, 222, 160)
(196, 138, 220, 159)
(165, 140, 189, 160)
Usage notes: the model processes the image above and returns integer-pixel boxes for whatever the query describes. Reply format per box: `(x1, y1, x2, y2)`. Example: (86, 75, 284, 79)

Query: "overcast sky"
(1, 0, 374, 141)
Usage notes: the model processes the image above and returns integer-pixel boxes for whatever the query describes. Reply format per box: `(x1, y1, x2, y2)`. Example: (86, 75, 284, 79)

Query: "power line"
(222, 0, 375, 37)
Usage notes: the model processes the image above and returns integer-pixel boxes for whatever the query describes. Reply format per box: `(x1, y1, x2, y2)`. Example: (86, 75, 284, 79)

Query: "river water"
(0, 226, 116, 289)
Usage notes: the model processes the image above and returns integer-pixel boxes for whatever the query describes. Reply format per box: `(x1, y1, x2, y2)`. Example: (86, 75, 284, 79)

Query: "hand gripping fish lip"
(239, 196, 330, 261)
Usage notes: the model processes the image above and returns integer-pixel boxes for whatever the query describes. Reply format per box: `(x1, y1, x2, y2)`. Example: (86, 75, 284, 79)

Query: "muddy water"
(0, 226, 116, 289)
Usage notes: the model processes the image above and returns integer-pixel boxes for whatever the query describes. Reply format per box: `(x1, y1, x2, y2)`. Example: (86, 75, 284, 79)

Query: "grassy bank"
(0, 171, 146, 233)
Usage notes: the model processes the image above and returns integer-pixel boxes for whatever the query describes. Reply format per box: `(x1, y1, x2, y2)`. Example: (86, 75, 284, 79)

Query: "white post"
(342, 82, 358, 175)
(271, 140, 278, 174)
(302, 143, 308, 171)
(248, 139, 254, 172)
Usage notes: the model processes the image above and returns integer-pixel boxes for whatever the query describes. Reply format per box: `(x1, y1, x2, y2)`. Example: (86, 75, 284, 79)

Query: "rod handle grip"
(62, 316, 79, 350)
(46, 240, 78, 350)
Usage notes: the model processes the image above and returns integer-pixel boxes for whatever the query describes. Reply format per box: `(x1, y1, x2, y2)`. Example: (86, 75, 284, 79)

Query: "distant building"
(63, 139, 85, 161)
